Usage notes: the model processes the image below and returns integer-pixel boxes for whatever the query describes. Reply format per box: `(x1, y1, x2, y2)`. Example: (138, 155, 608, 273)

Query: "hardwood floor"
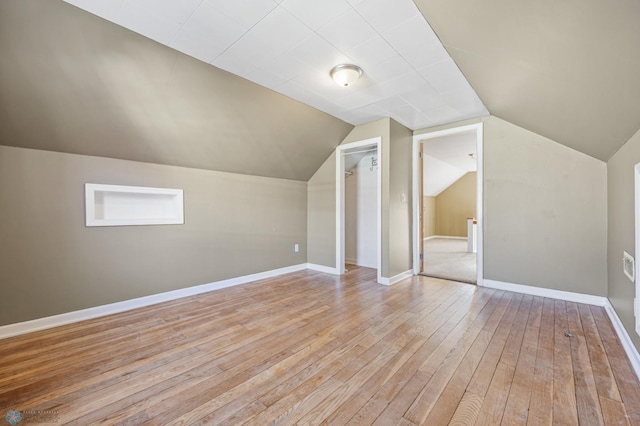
(1, 266, 639, 425)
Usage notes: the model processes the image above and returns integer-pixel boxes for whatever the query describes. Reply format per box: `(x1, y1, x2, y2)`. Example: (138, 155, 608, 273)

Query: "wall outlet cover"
(623, 251, 635, 283)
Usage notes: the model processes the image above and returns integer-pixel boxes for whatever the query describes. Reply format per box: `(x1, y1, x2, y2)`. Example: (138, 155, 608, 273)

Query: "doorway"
(412, 124, 483, 285)
(336, 137, 382, 284)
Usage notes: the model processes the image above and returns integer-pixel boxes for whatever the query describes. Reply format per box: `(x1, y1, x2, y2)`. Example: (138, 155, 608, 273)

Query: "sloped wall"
(435, 172, 477, 237)
(0, 0, 353, 181)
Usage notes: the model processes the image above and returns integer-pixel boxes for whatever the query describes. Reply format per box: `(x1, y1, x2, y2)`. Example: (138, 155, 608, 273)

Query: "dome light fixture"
(330, 64, 363, 87)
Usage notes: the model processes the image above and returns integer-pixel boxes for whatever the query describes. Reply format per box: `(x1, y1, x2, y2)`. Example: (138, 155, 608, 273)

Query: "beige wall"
(415, 116, 608, 297)
(607, 127, 640, 351)
(0, 146, 307, 326)
(435, 172, 477, 237)
(307, 150, 338, 267)
(423, 196, 436, 237)
(388, 119, 414, 277)
(307, 119, 390, 269)
(483, 117, 607, 295)
(307, 118, 414, 278)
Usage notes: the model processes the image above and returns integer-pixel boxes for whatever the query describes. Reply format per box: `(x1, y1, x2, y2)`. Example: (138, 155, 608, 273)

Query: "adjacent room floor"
(1, 266, 639, 424)
(422, 237, 477, 284)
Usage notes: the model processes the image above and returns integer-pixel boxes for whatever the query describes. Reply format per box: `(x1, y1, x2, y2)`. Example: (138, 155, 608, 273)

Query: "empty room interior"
(2, 0, 640, 424)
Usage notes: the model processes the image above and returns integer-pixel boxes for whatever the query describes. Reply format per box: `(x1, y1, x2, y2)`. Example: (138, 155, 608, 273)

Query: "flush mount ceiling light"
(330, 64, 363, 87)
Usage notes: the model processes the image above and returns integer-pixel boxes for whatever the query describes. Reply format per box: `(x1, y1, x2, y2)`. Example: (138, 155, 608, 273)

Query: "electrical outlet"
(294, 243, 299, 253)
(623, 251, 635, 282)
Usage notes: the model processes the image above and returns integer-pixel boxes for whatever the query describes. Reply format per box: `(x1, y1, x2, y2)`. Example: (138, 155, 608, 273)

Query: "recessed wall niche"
(85, 183, 184, 227)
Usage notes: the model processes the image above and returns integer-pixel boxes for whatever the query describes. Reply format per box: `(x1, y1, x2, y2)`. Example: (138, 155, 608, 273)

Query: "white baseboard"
(345, 257, 357, 265)
(604, 301, 640, 380)
(480, 278, 640, 381)
(481, 279, 608, 306)
(6, 266, 638, 383)
(424, 235, 467, 241)
(0, 264, 307, 340)
(306, 263, 341, 275)
(379, 269, 414, 286)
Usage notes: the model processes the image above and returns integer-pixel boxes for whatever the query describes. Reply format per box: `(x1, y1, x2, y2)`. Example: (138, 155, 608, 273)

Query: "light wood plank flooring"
(1, 266, 639, 425)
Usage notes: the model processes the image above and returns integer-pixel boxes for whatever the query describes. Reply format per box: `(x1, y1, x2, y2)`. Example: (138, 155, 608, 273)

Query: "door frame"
(336, 137, 382, 284)
(411, 123, 484, 285)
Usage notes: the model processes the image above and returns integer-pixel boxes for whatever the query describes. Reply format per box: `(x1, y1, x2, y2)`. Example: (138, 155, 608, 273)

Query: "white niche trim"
(85, 183, 184, 227)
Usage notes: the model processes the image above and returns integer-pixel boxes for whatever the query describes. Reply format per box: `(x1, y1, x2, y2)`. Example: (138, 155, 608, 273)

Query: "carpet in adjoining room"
(422, 237, 476, 284)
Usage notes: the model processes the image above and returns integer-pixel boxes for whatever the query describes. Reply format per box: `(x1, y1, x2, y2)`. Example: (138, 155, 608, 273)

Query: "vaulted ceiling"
(1, 0, 639, 182)
(0, 0, 354, 181)
(61, 0, 488, 131)
(414, 0, 640, 161)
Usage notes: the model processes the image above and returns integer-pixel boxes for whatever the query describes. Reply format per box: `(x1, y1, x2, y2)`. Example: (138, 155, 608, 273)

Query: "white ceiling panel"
(218, 7, 313, 69)
(419, 59, 474, 94)
(365, 55, 413, 82)
(261, 54, 316, 82)
(401, 85, 447, 111)
(355, 0, 421, 33)
(443, 89, 489, 116)
(169, 3, 247, 63)
(64, 0, 124, 20)
(369, 96, 410, 112)
(373, 70, 427, 98)
(210, 51, 258, 80)
(345, 36, 397, 70)
(281, 0, 351, 30)
(63, 0, 489, 131)
(424, 105, 464, 124)
(290, 35, 351, 70)
(333, 89, 387, 111)
(116, 0, 204, 44)
(383, 15, 448, 69)
(204, 0, 277, 29)
(317, 9, 378, 51)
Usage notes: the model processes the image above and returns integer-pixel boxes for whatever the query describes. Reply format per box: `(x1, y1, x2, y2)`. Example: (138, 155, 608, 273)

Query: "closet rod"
(341, 148, 377, 156)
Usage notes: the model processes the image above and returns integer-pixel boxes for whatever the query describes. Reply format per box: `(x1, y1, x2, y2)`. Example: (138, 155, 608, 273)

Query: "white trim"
(85, 183, 184, 227)
(336, 137, 383, 283)
(604, 301, 640, 380)
(378, 269, 414, 286)
(345, 257, 358, 265)
(4, 265, 638, 382)
(481, 279, 608, 306)
(413, 123, 483, 285)
(306, 263, 341, 275)
(0, 264, 306, 340)
(634, 162, 640, 336)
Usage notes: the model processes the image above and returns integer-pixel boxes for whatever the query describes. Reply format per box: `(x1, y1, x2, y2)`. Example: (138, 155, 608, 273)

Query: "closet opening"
(336, 137, 382, 284)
